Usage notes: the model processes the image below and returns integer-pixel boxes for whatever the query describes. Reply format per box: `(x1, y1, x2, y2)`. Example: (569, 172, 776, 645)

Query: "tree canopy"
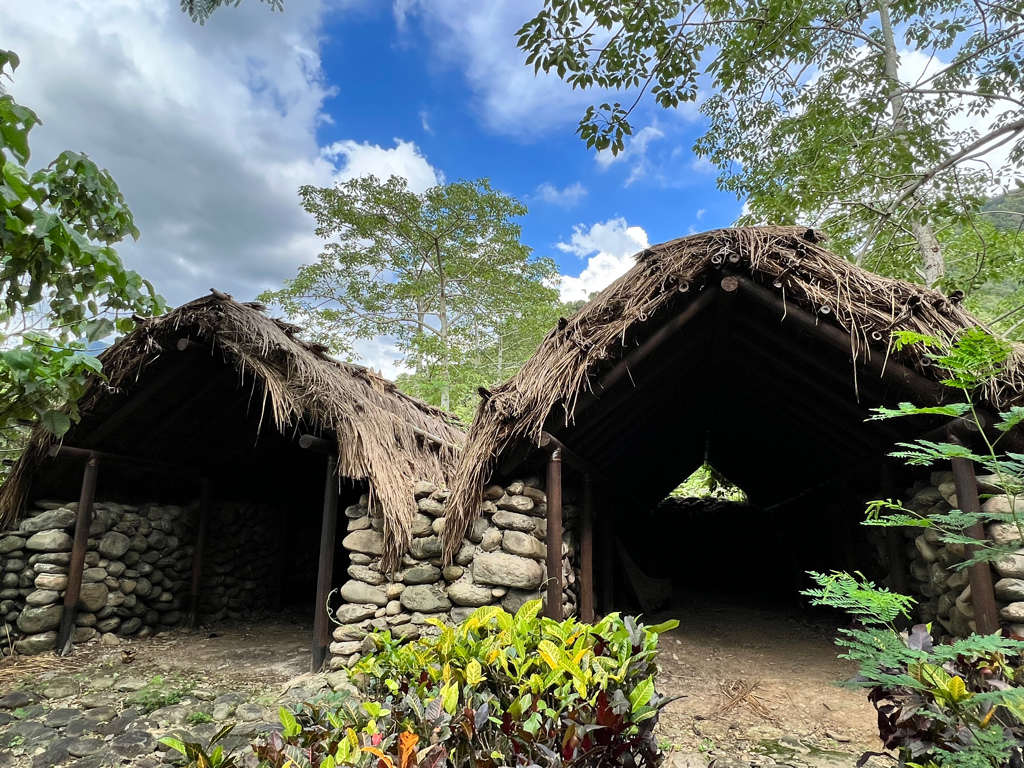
(0, 50, 164, 452)
(260, 176, 563, 418)
(517, 0, 1024, 289)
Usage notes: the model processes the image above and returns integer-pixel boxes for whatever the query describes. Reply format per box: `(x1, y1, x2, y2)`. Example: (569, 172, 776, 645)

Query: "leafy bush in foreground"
(807, 572, 1024, 768)
(805, 330, 1024, 767)
(252, 600, 678, 768)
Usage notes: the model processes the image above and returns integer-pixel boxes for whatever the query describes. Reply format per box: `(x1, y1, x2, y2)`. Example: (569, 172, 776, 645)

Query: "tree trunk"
(912, 220, 944, 288)
(878, 0, 945, 285)
(436, 244, 451, 412)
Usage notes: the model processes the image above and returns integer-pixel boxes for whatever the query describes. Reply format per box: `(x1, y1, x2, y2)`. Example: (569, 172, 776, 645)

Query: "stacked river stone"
(0, 498, 278, 656)
(901, 470, 1024, 638)
(330, 477, 579, 670)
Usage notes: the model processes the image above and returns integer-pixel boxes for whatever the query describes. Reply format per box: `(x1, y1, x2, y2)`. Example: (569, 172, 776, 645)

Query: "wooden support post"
(186, 478, 211, 629)
(950, 451, 1000, 635)
(580, 473, 595, 623)
(880, 464, 909, 598)
(705, 276, 740, 461)
(545, 448, 563, 621)
(312, 455, 340, 672)
(56, 453, 100, 655)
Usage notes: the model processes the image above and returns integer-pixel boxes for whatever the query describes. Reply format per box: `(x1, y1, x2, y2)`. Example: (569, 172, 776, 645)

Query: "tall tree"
(0, 50, 164, 452)
(260, 176, 561, 414)
(517, 0, 1024, 288)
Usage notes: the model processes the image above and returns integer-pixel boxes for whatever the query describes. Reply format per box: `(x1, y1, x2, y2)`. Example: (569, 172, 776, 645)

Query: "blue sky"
(4, 0, 743, 372)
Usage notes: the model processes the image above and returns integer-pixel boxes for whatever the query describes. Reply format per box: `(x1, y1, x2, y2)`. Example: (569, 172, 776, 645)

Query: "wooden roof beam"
(81, 338, 205, 449)
(733, 276, 947, 404)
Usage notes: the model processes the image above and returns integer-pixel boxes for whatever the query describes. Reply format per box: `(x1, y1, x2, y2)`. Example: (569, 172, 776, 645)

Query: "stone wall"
(2, 477, 582, 661)
(330, 476, 579, 670)
(901, 470, 1024, 638)
(0, 498, 278, 656)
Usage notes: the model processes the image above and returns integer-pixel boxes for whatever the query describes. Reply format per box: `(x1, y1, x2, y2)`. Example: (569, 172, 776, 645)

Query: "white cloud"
(352, 337, 408, 381)
(3, 0, 442, 375)
(595, 124, 665, 185)
(322, 139, 441, 192)
(690, 156, 716, 175)
(394, 0, 640, 139)
(556, 218, 649, 301)
(419, 109, 433, 134)
(696, 208, 705, 220)
(533, 181, 587, 207)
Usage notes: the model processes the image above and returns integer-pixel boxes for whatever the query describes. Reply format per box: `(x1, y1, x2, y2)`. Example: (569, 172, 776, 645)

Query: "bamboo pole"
(545, 448, 563, 621)
(56, 453, 100, 655)
(186, 478, 211, 629)
(312, 455, 340, 672)
(580, 473, 595, 622)
(949, 452, 1000, 635)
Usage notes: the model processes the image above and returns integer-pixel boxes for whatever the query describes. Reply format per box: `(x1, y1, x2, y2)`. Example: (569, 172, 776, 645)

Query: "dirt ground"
(647, 592, 888, 765)
(0, 601, 889, 766)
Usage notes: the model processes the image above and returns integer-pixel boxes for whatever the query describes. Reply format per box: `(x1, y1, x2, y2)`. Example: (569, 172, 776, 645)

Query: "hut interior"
(20, 338, 362, 617)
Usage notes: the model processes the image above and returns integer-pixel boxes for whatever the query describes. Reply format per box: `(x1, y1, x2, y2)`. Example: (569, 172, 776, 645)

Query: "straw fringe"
(0, 294, 465, 571)
(443, 226, 1024, 558)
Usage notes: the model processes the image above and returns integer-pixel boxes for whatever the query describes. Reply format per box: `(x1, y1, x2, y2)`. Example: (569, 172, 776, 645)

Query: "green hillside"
(981, 188, 1024, 231)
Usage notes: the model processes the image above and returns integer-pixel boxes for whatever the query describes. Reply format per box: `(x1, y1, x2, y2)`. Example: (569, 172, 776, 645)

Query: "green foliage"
(180, 0, 283, 24)
(516, 0, 1024, 287)
(187, 710, 214, 725)
(252, 602, 678, 768)
(668, 463, 747, 503)
(125, 675, 192, 713)
(0, 49, 164, 461)
(161, 724, 244, 768)
(804, 328, 1024, 765)
(260, 176, 562, 413)
(804, 571, 915, 627)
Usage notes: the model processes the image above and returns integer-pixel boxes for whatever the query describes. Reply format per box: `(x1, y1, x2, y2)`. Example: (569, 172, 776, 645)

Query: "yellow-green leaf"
(538, 639, 561, 670)
(465, 659, 485, 686)
(629, 676, 655, 713)
(946, 675, 969, 703)
(442, 681, 459, 715)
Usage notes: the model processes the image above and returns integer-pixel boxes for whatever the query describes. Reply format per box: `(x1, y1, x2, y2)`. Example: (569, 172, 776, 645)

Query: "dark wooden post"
(186, 478, 211, 629)
(545, 448, 563, 621)
(312, 454, 340, 672)
(56, 453, 100, 655)
(949, 449, 1000, 635)
(580, 473, 595, 622)
(880, 464, 909, 598)
(600, 489, 614, 615)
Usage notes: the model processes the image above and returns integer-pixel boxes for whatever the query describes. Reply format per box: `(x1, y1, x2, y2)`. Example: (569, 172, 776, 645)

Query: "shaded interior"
(495, 276, 946, 614)
(25, 332, 361, 618)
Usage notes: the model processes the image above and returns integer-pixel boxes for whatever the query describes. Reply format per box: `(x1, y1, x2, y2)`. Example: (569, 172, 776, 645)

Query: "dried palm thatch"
(1, 293, 465, 571)
(443, 226, 1024, 557)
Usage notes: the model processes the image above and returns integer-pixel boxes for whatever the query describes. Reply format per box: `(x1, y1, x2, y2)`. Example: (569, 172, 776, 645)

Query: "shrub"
(253, 600, 678, 768)
(806, 573, 1024, 767)
(805, 329, 1024, 767)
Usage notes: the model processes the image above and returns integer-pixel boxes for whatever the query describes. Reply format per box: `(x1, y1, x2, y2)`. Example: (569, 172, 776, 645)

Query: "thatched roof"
(1, 293, 465, 569)
(443, 226, 1024, 557)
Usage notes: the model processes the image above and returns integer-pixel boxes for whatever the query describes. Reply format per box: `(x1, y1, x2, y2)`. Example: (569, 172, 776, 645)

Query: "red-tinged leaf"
(419, 745, 447, 768)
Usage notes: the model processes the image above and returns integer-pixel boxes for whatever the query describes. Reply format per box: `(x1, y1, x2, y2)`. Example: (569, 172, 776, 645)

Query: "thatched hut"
(445, 226, 1024, 638)
(0, 292, 463, 664)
